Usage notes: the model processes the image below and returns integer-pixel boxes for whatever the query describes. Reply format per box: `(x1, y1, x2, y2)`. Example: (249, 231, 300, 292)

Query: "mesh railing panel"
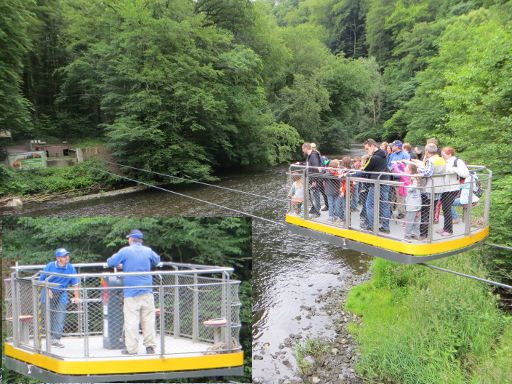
(288, 165, 491, 245)
(17, 279, 36, 347)
(4, 279, 13, 340)
(230, 282, 242, 348)
(5, 268, 241, 358)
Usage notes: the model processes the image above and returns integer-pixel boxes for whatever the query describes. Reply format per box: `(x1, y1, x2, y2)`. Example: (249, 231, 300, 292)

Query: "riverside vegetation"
(2, 0, 511, 383)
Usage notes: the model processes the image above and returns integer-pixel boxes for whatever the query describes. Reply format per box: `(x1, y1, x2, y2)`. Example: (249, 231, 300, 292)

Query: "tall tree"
(0, 0, 36, 137)
(330, 0, 368, 57)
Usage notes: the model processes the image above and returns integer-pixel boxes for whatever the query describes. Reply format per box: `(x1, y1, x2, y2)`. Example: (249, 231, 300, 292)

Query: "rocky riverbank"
(253, 271, 371, 384)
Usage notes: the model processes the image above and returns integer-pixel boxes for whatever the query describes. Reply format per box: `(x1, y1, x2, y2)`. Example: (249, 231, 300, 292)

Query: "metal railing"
(4, 262, 241, 358)
(287, 163, 491, 244)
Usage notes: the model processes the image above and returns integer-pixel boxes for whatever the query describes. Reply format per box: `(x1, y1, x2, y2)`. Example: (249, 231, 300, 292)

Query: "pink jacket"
(391, 162, 410, 197)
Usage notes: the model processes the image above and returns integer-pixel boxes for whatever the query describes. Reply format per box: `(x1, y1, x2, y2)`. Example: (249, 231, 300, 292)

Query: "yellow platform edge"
(4, 343, 243, 375)
(285, 214, 489, 256)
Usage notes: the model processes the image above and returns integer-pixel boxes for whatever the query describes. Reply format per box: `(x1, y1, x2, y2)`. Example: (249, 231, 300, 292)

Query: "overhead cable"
(102, 160, 288, 203)
(92, 166, 286, 227)
(419, 263, 512, 290)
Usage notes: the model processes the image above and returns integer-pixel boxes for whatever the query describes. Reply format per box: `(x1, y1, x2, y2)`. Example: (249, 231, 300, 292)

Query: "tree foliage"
(3, 0, 380, 174)
(0, 0, 36, 136)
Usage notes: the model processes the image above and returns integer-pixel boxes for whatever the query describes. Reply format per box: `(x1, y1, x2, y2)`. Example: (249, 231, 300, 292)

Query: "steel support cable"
(419, 263, 512, 290)
(102, 160, 288, 203)
(91, 166, 286, 227)
(484, 243, 512, 251)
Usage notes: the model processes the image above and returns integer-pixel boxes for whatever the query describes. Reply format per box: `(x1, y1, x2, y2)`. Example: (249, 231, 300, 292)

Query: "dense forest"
(1, 217, 252, 383)
(2, 0, 510, 267)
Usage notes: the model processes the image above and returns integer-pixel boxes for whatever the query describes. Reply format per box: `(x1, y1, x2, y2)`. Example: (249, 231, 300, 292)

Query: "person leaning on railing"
(410, 143, 446, 240)
(440, 147, 470, 235)
(106, 229, 161, 355)
(39, 248, 80, 348)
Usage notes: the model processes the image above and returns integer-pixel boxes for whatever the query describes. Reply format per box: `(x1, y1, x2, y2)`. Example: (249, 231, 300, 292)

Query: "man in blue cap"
(39, 248, 80, 348)
(107, 229, 161, 355)
(387, 140, 411, 169)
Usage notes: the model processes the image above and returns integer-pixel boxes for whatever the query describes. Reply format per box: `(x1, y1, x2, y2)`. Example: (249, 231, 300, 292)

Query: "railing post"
(465, 177, 474, 235)
(83, 282, 89, 358)
(345, 175, 351, 227)
(373, 180, 380, 232)
(304, 170, 310, 220)
(32, 282, 39, 350)
(11, 273, 19, 347)
(173, 273, 180, 338)
(192, 274, 199, 342)
(45, 283, 51, 354)
(159, 275, 165, 355)
(484, 170, 492, 225)
(224, 272, 232, 351)
(428, 183, 435, 242)
(287, 170, 292, 213)
(221, 273, 227, 344)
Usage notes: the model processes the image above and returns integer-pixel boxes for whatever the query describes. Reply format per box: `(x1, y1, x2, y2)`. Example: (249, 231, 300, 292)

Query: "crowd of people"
(290, 138, 481, 241)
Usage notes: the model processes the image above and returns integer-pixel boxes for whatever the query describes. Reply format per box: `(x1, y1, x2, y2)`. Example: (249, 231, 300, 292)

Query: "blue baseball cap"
(55, 248, 70, 258)
(392, 140, 403, 148)
(126, 229, 144, 239)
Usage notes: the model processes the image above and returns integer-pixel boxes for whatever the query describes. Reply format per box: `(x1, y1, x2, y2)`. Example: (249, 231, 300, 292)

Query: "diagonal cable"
(102, 160, 288, 203)
(92, 166, 286, 227)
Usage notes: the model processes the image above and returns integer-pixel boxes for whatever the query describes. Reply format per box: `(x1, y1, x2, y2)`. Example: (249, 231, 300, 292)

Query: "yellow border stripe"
(286, 214, 489, 256)
(5, 343, 243, 375)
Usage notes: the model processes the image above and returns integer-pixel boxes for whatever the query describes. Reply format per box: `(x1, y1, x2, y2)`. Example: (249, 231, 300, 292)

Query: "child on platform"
(404, 163, 421, 240)
(288, 173, 304, 216)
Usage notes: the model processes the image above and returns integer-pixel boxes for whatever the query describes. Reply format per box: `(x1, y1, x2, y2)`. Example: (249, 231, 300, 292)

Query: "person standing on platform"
(353, 139, 391, 233)
(39, 248, 80, 348)
(107, 229, 161, 355)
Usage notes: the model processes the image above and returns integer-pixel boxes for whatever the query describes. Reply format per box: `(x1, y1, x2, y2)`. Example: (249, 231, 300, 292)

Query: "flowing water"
(5, 149, 371, 381)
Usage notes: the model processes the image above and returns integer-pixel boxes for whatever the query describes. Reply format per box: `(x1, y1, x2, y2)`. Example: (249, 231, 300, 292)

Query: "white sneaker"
(51, 340, 65, 348)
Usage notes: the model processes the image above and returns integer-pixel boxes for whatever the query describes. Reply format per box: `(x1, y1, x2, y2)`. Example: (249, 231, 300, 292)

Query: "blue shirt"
(107, 243, 161, 298)
(39, 261, 79, 304)
(387, 150, 411, 171)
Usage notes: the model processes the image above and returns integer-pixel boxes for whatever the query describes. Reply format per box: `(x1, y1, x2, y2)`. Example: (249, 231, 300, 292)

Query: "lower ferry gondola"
(4, 262, 243, 383)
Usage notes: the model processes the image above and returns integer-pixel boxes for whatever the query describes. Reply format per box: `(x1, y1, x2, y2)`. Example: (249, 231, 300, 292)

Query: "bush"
(0, 159, 121, 197)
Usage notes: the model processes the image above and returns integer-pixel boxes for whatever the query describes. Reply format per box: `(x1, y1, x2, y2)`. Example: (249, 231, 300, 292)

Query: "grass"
(346, 252, 510, 384)
(470, 319, 512, 383)
(295, 338, 331, 378)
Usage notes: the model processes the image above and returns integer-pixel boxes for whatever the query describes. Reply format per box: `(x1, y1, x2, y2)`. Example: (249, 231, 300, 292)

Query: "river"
(5, 151, 372, 382)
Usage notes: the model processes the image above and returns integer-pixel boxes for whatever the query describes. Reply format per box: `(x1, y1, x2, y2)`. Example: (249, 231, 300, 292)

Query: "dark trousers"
(320, 184, 329, 208)
(441, 191, 459, 233)
(360, 186, 369, 226)
(420, 194, 431, 238)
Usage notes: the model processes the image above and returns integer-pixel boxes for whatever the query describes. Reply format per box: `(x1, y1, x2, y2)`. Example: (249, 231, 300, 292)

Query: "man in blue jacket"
(39, 248, 80, 348)
(107, 229, 161, 355)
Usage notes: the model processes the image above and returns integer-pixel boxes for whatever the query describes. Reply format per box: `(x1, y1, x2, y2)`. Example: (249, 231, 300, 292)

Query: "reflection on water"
(9, 152, 371, 381)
